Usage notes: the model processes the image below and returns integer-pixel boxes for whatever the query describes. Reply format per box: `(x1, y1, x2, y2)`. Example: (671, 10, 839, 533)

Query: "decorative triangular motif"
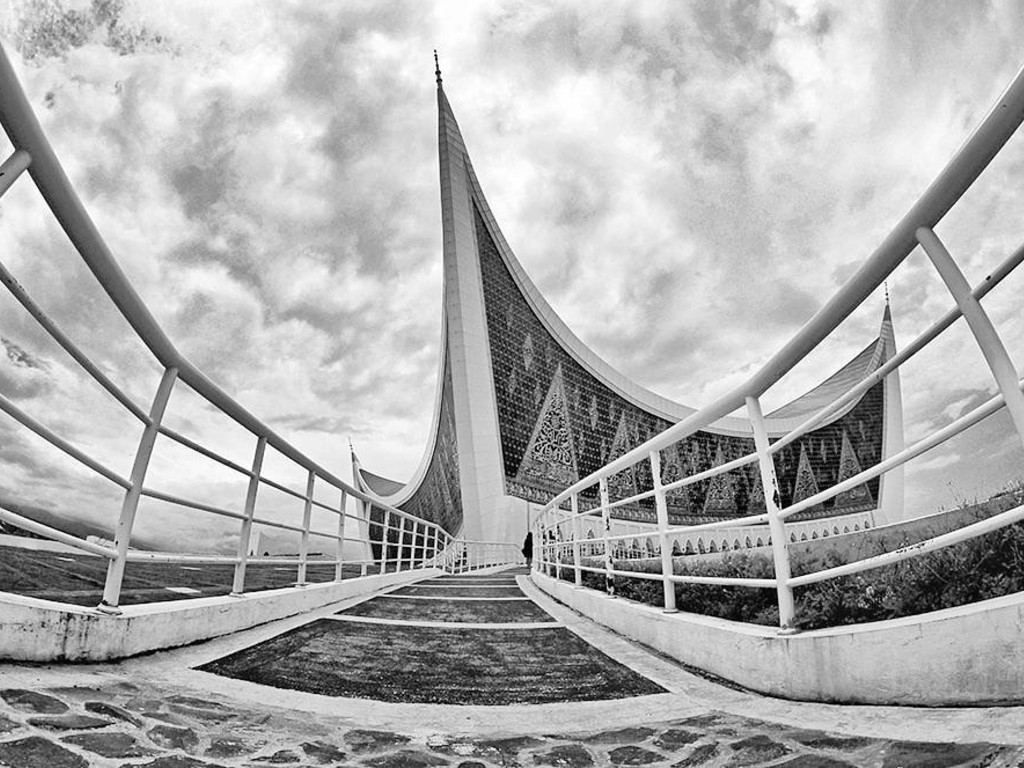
(523, 333, 535, 371)
(505, 367, 518, 396)
(606, 411, 638, 502)
(515, 365, 579, 489)
(660, 446, 691, 510)
(747, 464, 766, 513)
(791, 443, 822, 514)
(702, 443, 737, 515)
(833, 429, 873, 510)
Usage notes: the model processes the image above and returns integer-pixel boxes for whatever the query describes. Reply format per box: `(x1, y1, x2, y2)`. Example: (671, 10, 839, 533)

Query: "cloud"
(1, 0, 1023, 550)
(906, 452, 961, 474)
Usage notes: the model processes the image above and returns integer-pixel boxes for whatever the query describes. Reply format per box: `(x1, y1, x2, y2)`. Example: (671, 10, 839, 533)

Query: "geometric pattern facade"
(476, 203, 884, 524)
(514, 364, 580, 489)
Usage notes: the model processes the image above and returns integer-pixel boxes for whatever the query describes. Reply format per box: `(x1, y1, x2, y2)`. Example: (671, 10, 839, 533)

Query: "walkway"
(3, 568, 1024, 767)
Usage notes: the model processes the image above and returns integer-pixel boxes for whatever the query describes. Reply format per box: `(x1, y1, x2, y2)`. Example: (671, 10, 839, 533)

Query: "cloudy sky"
(1, 0, 1024, 551)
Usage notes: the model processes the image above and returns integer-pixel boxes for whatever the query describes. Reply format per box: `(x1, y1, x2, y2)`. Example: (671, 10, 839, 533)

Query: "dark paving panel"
(391, 585, 525, 598)
(199, 619, 666, 704)
(341, 595, 555, 623)
(424, 577, 519, 585)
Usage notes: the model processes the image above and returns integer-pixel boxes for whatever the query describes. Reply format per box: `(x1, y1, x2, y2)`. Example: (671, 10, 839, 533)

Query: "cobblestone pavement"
(3, 569, 1024, 767)
(2, 683, 1024, 768)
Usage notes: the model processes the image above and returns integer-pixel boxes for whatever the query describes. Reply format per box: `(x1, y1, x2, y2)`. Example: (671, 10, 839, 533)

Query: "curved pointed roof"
(356, 77, 897, 519)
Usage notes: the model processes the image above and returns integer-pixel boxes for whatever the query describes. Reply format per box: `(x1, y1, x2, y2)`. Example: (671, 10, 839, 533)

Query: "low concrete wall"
(533, 571, 1024, 706)
(0, 569, 437, 662)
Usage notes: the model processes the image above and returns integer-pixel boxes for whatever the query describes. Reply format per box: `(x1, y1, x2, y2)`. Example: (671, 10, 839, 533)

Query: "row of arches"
(570, 518, 872, 559)
(789, 521, 869, 542)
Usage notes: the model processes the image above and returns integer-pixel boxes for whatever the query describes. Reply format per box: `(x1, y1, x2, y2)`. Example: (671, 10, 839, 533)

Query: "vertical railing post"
(746, 395, 797, 632)
(379, 509, 390, 575)
(335, 489, 348, 582)
(538, 515, 548, 575)
(571, 493, 582, 587)
(396, 514, 407, 572)
(232, 435, 268, 596)
(917, 227, 1024, 449)
(99, 366, 178, 612)
(554, 519, 563, 581)
(360, 499, 371, 576)
(417, 522, 425, 568)
(408, 521, 415, 570)
(411, 521, 420, 568)
(408, 518, 416, 569)
(599, 477, 615, 598)
(649, 450, 678, 613)
(535, 515, 542, 573)
(297, 469, 315, 586)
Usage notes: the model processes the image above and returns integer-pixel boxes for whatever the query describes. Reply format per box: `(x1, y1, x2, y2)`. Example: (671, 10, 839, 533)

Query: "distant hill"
(0, 495, 161, 550)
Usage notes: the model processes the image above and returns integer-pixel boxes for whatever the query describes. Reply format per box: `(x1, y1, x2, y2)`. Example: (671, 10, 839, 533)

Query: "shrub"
(549, 519, 1024, 630)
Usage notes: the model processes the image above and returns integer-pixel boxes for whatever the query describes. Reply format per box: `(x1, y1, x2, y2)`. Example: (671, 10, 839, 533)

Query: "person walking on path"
(522, 531, 533, 568)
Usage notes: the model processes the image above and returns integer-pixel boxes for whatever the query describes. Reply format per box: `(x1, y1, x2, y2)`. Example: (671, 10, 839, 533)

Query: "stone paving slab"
(5, 568, 1024, 767)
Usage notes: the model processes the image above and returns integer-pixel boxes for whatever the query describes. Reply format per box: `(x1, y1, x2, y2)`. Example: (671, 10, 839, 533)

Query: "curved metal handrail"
(534, 57, 1024, 632)
(542, 59, 1024, 511)
(0, 41, 485, 609)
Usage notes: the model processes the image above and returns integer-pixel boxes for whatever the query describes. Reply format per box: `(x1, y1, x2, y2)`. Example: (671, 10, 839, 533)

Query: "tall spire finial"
(434, 49, 442, 87)
(884, 280, 890, 305)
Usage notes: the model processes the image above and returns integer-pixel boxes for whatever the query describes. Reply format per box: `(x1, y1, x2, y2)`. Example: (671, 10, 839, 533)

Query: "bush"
(550, 519, 1024, 630)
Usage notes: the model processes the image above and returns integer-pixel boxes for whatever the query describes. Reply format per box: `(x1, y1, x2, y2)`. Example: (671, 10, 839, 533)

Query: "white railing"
(534, 58, 1024, 631)
(442, 540, 525, 574)
(0, 42, 474, 612)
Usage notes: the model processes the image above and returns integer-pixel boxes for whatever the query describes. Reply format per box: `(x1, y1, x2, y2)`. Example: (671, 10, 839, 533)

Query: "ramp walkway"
(2, 568, 1024, 767)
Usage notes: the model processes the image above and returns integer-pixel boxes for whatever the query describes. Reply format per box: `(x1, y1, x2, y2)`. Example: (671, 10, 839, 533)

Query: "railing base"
(94, 602, 121, 616)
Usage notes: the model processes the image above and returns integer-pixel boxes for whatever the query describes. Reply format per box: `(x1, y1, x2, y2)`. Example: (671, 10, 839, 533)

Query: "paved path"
(3, 567, 1024, 767)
